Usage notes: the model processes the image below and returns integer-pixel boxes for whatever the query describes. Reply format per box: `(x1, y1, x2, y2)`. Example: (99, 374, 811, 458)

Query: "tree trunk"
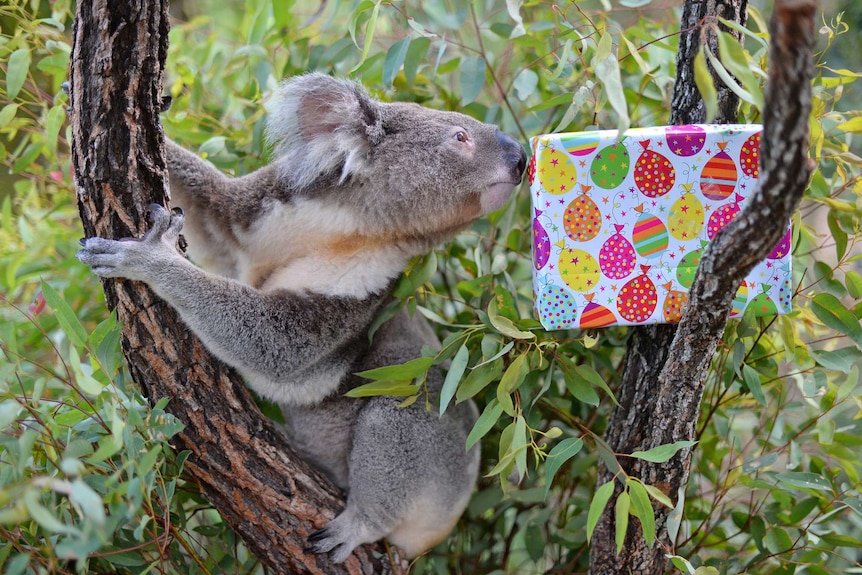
(589, 0, 816, 573)
(69, 2, 406, 573)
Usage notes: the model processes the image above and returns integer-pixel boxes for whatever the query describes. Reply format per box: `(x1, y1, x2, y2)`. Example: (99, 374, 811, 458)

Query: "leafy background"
(1, 0, 861, 573)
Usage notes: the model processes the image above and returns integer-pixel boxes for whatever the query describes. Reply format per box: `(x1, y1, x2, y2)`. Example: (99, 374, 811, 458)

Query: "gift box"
(529, 124, 792, 330)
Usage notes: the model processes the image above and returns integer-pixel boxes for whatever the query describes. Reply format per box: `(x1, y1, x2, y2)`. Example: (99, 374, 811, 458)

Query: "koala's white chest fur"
(233, 198, 409, 297)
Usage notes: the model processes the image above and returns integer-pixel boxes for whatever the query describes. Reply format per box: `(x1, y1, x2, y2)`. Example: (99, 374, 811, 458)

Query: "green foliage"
(2, 0, 861, 573)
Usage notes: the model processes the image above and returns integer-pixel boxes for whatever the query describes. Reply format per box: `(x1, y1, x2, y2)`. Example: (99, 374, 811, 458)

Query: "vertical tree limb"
(671, 0, 750, 124)
(589, 0, 816, 573)
(69, 2, 405, 573)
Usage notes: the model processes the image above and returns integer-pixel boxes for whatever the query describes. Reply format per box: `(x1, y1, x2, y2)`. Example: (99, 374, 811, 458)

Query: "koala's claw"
(143, 204, 184, 242)
(304, 520, 365, 563)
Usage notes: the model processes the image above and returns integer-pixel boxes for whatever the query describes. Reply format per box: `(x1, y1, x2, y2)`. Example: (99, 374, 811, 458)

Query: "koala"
(77, 73, 526, 562)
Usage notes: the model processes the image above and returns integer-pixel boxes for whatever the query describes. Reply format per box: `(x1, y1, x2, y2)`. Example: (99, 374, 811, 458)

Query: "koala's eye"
(454, 131, 469, 143)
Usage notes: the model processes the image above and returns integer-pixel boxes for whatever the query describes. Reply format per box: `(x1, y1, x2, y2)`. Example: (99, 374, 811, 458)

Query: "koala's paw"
(305, 522, 362, 564)
(76, 204, 185, 282)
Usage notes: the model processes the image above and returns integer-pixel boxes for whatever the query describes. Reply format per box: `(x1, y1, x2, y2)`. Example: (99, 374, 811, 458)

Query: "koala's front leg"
(77, 205, 386, 405)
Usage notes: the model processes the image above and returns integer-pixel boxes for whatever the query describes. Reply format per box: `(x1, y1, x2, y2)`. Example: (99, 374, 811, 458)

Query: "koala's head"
(266, 73, 526, 244)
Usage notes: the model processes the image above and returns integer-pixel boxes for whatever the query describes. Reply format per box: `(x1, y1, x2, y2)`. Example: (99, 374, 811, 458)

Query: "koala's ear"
(265, 73, 385, 189)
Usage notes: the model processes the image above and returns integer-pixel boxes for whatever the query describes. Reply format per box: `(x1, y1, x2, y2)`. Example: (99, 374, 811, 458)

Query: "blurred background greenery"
(1, 0, 861, 573)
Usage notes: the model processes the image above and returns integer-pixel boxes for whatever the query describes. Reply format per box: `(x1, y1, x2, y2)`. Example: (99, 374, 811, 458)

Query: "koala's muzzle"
(478, 130, 527, 214)
(496, 130, 528, 182)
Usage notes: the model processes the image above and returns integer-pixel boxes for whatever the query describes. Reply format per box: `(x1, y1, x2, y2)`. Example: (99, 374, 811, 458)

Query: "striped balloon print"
(731, 281, 749, 316)
(580, 293, 617, 328)
(561, 132, 600, 157)
(700, 142, 738, 201)
(632, 205, 668, 259)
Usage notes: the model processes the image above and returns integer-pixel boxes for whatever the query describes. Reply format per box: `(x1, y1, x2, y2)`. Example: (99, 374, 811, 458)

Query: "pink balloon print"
(707, 193, 743, 239)
(599, 224, 637, 279)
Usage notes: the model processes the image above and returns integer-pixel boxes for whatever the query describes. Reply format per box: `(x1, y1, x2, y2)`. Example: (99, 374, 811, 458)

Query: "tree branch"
(589, 0, 815, 572)
(69, 2, 406, 573)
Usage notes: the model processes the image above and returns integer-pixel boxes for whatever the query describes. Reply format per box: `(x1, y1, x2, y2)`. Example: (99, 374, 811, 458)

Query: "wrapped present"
(529, 124, 792, 330)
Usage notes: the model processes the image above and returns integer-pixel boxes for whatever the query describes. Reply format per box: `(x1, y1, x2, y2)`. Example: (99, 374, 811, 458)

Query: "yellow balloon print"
(558, 248, 601, 292)
(668, 189, 704, 241)
(538, 146, 578, 195)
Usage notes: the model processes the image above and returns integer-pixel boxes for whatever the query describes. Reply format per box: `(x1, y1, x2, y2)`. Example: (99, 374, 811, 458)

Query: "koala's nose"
(496, 131, 527, 180)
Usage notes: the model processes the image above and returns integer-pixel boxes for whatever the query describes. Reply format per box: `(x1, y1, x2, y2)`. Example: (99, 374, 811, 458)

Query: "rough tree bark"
(589, 0, 816, 573)
(69, 2, 406, 573)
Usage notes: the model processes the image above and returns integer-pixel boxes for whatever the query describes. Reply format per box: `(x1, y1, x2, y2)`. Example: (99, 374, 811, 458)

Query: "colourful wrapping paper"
(529, 124, 792, 330)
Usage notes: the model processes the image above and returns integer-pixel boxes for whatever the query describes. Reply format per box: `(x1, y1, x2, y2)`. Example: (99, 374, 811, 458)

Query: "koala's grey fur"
(77, 73, 526, 562)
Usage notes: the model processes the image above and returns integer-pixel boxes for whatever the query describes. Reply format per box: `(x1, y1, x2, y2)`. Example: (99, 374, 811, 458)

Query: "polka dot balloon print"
(599, 224, 636, 279)
(740, 131, 761, 179)
(536, 284, 578, 330)
(707, 193, 744, 239)
(563, 185, 602, 242)
(617, 265, 658, 323)
(661, 282, 689, 323)
(529, 124, 791, 329)
(634, 140, 676, 198)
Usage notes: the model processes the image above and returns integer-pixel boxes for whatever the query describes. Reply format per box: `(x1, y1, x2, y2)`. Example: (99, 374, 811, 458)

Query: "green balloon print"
(676, 241, 708, 289)
(590, 140, 630, 189)
(749, 284, 779, 316)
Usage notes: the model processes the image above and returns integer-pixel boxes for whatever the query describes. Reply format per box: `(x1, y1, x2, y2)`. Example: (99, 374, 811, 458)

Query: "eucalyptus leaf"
(630, 441, 696, 463)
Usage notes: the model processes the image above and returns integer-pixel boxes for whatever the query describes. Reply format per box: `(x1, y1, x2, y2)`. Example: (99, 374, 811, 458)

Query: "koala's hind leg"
(307, 395, 480, 562)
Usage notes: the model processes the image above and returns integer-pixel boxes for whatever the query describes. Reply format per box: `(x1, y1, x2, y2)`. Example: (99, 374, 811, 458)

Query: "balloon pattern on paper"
(563, 185, 602, 242)
(666, 124, 706, 157)
(661, 282, 689, 323)
(668, 184, 704, 241)
(731, 281, 749, 317)
(739, 131, 761, 179)
(634, 140, 676, 198)
(590, 140, 630, 189)
(700, 142, 738, 201)
(530, 124, 791, 329)
(558, 248, 601, 293)
(632, 204, 669, 259)
(599, 224, 637, 280)
(580, 293, 617, 328)
(536, 283, 578, 330)
(533, 209, 551, 271)
(617, 265, 658, 323)
(707, 193, 744, 239)
(537, 143, 578, 195)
